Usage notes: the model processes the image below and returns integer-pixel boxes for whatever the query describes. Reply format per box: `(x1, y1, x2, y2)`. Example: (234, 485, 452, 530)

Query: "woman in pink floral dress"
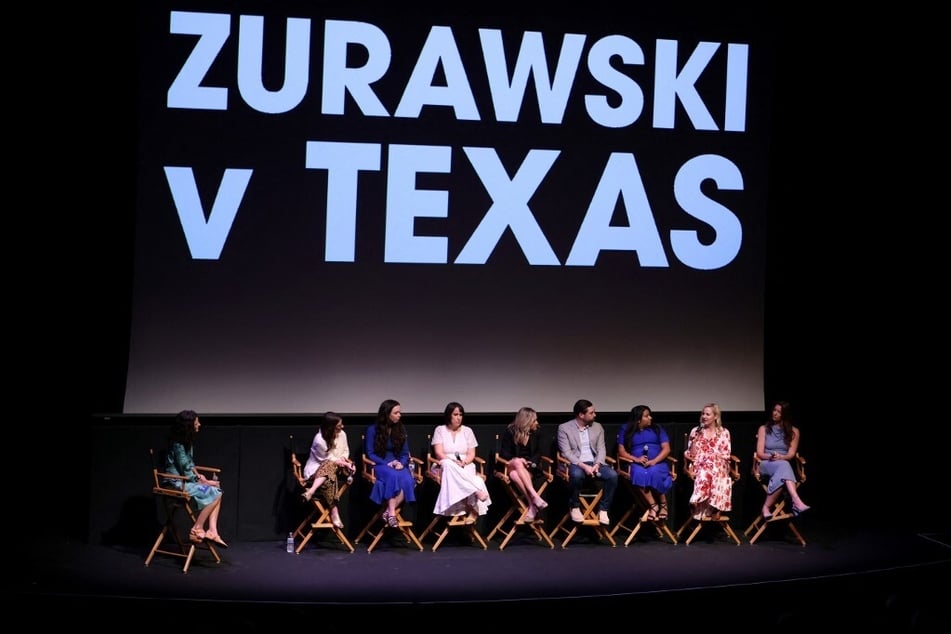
(685, 402, 733, 520)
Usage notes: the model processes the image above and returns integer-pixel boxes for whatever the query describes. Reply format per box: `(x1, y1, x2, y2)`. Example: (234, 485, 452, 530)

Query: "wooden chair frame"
(145, 448, 222, 573)
(353, 450, 425, 553)
(676, 434, 744, 545)
(288, 438, 355, 554)
(419, 445, 489, 551)
(610, 453, 679, 546)
(547, 453, 616, 548)
(743, 452, 808, 546)
(486, 436, 554, 550)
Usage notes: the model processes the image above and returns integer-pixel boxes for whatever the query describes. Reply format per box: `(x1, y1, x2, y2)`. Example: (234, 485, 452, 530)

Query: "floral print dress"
(686, 426, 733, 512)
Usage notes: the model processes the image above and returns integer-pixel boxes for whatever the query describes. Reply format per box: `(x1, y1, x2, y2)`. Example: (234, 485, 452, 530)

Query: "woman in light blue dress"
(756, 401, 810, 519)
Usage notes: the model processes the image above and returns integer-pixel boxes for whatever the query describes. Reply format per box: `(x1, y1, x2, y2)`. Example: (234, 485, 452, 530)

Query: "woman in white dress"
(431, 402, 491, 524)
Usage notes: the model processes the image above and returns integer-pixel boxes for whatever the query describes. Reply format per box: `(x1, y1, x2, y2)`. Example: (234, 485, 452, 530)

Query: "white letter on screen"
(670, 154, 743, 270)
(455, 147, 560, 265)
(566, 153, 669, 267)
(725, 43, 748, 132)
(395, 26, 480, 120)
(164, 166, 252, 260)
(653, 39, 718, 130)
(585, 35, 645, 128)
(167, 11, 230, 110)
(480, 29, 585, 124)
(322, 20, 391, 116)
(384, 144, 452, 263)
(237, 15, 311, 114)
(306, 141, 382, 262)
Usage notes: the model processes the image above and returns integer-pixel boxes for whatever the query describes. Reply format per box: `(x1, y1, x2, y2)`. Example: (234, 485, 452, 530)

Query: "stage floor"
(21, 521, 949, 631)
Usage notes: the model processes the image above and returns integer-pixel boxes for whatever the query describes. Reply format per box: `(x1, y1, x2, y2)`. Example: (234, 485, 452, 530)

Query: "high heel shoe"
(657, 503, 669, 520)
(189, 527, 206, 543)
(521, 504, 537, 523)
(204, 532, 229, 548)
(301, 491, 313, 502)
(532, 496, 548, 510)
(792, 504, 810, 517)
(382, 511, 399, 528)
(647, 503, 659, 521)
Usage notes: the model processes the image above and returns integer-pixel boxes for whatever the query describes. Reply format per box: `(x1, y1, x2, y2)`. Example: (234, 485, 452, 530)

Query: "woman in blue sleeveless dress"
(617, 404, 673, 521)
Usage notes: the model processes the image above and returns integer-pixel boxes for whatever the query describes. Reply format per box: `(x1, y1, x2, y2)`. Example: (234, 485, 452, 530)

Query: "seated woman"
(302, 411, 357, 529)
(364, 399, 417, 527)
(430, 401, 491, 524)
(498, 406, 549, 522)
(757, 400, 810, 519)
(685, 402, 733, 521)
(617, 404, 673, 521)
(164, 409, 228, 547)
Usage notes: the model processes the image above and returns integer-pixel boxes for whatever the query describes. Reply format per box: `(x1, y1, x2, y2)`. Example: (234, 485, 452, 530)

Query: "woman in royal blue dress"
(364, 399, 417, 527)
(617, 404, 672, 521)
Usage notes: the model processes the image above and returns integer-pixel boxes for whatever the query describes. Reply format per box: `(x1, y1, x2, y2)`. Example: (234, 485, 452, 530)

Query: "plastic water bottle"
(286, 532, 295, 554)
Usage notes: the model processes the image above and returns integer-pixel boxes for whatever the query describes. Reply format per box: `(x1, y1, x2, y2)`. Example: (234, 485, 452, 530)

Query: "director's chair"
(486, 435, 554, 550)
(610, 453, 679, 546)
(744, 451, 808, 546)
(675, 433, 744, 545)
(418, 436, 489, 551)
(353, 439, 425, 553)
(144, 448, 223, 573)
(547, 452, 616, 548)
(288, 436, 355, 554)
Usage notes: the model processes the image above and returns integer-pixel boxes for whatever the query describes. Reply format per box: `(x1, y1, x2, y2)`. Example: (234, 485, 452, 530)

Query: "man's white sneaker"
(598, 510, 610, 525)
(570, 507, 584, 523)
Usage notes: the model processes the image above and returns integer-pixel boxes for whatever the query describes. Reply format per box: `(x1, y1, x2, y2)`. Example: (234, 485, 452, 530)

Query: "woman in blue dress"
(364, 399, 417, 527)
(617, 405, 672, 521)
(164, 409, 227, 547)
(756, 401, 810, 519)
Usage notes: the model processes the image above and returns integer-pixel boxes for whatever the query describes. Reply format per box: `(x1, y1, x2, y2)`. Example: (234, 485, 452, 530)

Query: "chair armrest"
(729, 455, 742, 481)
(194, 465, 220, 479)
(153, 471, 192, 499)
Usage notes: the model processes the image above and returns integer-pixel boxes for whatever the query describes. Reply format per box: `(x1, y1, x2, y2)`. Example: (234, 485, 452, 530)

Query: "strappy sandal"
(382, 511, 399, 528)
(657, 503, 669, 520)
(204, 531, 229, 548)
(647, 503, 659, 521)
(189, 527, 206, 543)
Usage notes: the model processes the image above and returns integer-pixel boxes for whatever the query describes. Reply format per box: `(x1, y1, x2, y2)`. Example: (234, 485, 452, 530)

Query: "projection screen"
(125, 2, 776, 414)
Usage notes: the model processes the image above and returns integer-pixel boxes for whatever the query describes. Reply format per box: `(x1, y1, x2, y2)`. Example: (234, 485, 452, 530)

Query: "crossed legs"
(506, 458, 547, 519)
(762, 479, 809, 518)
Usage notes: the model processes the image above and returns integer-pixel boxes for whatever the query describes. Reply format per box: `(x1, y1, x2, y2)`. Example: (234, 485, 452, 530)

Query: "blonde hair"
(509, 407, 537, 446)
(703, 402, 723, 430)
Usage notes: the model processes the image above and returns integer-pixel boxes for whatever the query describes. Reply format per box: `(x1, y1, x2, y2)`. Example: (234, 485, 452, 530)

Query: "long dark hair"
(768, 400, 795, 446)
(319, 411, 342, 453)
(623, 405, 663, 450)
(373, 399, 405, 455)
(168, 409, 199, 450)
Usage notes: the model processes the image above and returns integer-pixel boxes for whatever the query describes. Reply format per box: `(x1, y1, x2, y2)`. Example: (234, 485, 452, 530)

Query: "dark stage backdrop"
(124, 2, 778, 414)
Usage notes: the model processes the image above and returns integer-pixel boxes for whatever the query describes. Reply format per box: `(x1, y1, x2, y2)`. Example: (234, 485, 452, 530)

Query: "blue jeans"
(568, 462, 617, 511)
